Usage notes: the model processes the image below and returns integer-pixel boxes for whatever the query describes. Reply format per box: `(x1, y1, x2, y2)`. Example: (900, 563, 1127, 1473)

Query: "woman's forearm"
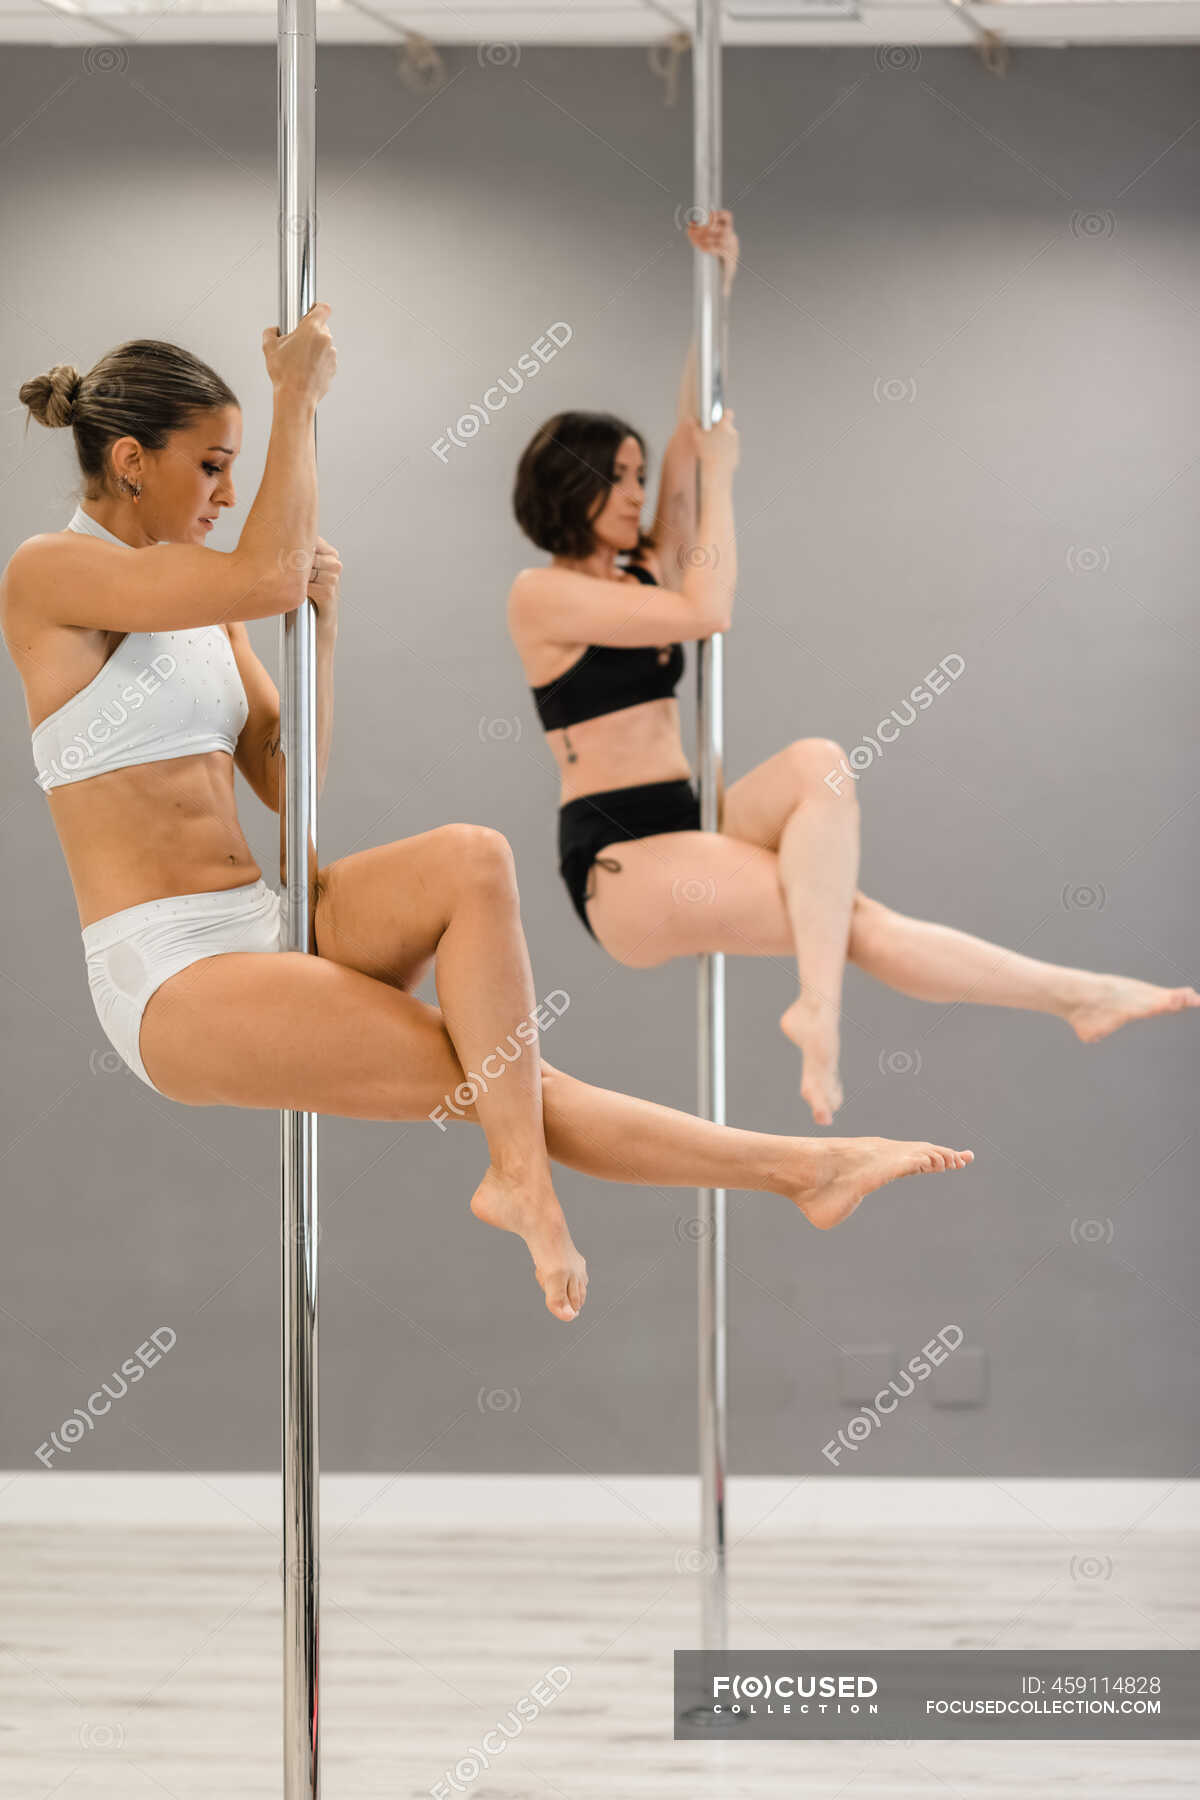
(677, 335, 699, 427)
(681, 473, 736, 627)
(239, 390, 319, 593)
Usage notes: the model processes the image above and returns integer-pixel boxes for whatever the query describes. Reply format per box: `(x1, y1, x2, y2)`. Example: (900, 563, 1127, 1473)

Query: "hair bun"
(19, 363, 82, 429)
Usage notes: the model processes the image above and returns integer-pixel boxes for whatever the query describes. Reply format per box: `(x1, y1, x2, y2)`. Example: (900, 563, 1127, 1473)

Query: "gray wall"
(1, 44, 1196, 1479)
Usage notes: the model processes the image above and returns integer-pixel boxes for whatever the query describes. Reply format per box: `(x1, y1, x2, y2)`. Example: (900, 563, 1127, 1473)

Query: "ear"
(109, 435, 145, 484)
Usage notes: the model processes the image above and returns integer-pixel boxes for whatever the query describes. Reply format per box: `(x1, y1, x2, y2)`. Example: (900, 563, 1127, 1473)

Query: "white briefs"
(81, 878, 282, 1092)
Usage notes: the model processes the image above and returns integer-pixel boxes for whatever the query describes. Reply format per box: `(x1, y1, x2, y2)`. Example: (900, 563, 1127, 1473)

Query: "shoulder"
(3, 526, 113, 600)
(1, 538, 86, 685)
(507, 563, 559, 629)
(5, 530, 71, 586)
(509, 563, 556, 598)
(1, 533, 69, 631)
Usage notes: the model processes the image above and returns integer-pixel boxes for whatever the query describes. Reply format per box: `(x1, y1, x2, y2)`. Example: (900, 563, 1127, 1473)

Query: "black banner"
(674, 1651, 1200, 1739)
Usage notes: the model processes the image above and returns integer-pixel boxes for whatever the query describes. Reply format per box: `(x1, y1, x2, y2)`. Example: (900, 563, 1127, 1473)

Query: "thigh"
(585, 829, 795, 968)
(722, 737, 847, 851)
(138, 946, 468, 1115)
(313, 825, 483, 993)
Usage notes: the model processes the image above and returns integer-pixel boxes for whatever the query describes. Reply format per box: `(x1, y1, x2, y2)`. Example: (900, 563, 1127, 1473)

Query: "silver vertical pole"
(278, 2, 320, 1795)
(693, 0, 728, 1653)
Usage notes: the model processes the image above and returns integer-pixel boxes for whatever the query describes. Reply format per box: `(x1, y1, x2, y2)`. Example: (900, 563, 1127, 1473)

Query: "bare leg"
(424, 831, 547, 1170)
(308, 841, 974, 1231)
(774, 783, 860, 1124)
(722, 738, 862, 1123)
(849, 893, 1200, 1037)
(313, 826, 588, 1322)
(538, 1062, 972, 1230)
(140, 945, 974, 1338)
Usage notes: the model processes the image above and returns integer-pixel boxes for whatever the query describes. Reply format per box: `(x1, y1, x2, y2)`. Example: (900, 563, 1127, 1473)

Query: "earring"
(117, 473, 142, 501)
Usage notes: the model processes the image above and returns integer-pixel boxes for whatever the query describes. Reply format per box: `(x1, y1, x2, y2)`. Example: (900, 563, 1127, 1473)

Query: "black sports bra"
(530, 561, 685, 732)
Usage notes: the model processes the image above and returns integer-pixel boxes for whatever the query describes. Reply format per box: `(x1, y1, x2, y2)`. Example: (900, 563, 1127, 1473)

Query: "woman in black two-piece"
(508, 211, 1197, 1127)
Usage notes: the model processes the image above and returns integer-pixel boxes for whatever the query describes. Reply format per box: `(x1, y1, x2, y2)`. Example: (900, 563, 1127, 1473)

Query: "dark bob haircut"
(513, 410, 653, 561)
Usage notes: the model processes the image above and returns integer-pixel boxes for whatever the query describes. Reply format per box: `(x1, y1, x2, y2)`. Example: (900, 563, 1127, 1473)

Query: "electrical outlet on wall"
(929, 1346, 988, 1408)
(837, 1347, 896, 1406)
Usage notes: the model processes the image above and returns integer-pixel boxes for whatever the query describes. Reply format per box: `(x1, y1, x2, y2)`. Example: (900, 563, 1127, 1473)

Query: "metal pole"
(278, 2, 320, 1794)
(693, 0, 728, 1654)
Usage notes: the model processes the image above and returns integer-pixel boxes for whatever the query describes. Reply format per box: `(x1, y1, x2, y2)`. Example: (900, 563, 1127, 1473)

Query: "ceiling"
(3, 0, 1199, 49)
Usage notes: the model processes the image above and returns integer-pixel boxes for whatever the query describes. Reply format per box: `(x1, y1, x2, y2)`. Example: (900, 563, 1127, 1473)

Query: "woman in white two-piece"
(3, 302, 971, 1326)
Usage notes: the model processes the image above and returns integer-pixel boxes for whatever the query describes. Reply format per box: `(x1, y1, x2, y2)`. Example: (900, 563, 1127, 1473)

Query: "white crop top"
(31, 505, 250, 792)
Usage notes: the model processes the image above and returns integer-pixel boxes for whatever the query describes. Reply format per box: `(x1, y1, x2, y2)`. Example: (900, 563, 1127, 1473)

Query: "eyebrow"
(206, 445, 236, 454)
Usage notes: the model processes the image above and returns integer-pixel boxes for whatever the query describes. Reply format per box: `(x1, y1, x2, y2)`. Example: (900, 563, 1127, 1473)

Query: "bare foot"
(777, 1137, 974, 1231)
(470, 1165, 589, 1323)
(780, 997, 844, 1126)
(1064, 975, 1200, 1045)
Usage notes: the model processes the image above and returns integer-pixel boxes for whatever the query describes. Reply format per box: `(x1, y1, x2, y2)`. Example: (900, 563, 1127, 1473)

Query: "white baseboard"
(0, 1473, 1196, 1534)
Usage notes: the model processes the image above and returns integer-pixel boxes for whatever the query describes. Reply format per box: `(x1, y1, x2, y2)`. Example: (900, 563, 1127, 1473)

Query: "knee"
(614, 941, 667, 971)
(785, 737, 856, 803)
(440, 823, 518, 895)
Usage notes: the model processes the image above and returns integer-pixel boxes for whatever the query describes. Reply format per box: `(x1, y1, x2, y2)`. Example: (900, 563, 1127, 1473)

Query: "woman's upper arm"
(228, 622, 282, 806)
(4, 533, 302, 634)
(509, 562, 723, 650)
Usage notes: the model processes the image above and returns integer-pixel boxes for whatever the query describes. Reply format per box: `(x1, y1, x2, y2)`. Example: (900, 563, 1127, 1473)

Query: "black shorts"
(557, 778, 702, 939)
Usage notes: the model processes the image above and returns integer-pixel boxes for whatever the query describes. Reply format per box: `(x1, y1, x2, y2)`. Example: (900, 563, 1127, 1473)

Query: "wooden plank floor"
(1, 1524, 1195, 1796)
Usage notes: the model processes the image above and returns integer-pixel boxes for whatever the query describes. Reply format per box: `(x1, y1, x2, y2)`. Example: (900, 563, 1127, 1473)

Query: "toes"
(545, 1274, 576, 1322)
